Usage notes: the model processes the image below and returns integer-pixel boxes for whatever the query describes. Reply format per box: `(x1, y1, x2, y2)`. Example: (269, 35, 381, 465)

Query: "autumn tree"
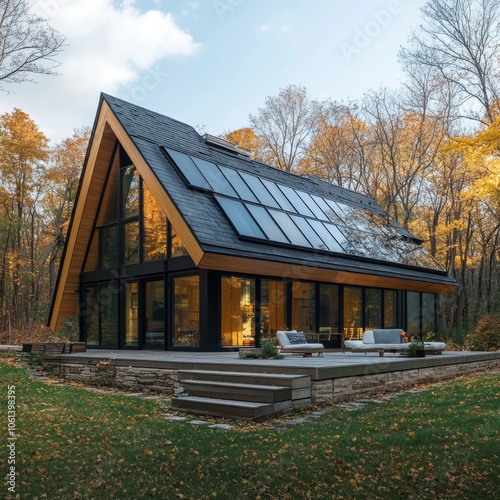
(249, 85, 321, 172)
(0, 0, 65, 91)
(301, 102, 382, 196)
(43, 127, 90, 295)
(221, 127, 262, 160)
(0, 108, 49, 331)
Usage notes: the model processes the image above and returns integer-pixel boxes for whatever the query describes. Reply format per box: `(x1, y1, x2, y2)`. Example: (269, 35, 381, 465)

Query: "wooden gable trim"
(49, 101, 204, 333)
(198, 252, 457, 294)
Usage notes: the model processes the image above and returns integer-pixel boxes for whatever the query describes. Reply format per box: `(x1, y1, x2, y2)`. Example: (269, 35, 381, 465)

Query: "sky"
(0, 0, 427, 145)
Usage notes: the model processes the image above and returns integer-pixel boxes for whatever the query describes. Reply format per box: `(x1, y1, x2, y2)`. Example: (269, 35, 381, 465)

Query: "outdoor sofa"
(276, 330, 325, 357)
(344, 329, 446, 354)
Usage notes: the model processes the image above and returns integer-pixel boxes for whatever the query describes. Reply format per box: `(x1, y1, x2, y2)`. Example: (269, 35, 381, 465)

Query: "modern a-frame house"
(48, 94, 458, 351)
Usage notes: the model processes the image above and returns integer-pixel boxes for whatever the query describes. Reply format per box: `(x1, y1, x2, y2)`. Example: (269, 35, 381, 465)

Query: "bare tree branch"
(0, 0, 66, 91)
(400, 0, 500, 124)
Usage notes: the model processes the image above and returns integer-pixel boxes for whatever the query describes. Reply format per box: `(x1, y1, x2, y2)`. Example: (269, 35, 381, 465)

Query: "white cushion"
(347, 341, 446, 351)
(362, 331, 375, 343)
(344, 340, 364, 349)
(276, 330, 295, 347)
(281, 343, 324, 350)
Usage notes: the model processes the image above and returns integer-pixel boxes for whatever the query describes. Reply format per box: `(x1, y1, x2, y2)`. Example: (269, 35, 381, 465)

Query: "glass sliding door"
(344, 286, 363, 340)
(291, 282, 315, 332)
(261, 280, 287, 339)
(172, 275, 200, 348)
(124, 282, 139, 346)
(422, 293, 436, 336)
(144, 280, 165, 348)
(100, 282, 119, 346)
(221, 277, 255, 347)
(406, 291, 421, 337)
(84, 286, 100, 345)
(83, 283, 118, 347)
(365, 288, 382, 330)
(383, 290, 398, 328)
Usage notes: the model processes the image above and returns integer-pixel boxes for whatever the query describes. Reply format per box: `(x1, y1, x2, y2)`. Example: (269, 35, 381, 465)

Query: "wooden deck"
(25, 348, 500, 420)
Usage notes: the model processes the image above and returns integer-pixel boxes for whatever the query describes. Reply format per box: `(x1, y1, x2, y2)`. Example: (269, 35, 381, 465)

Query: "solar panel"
(191, 157, 238, 198)
(278, 184, 315, 217)
(215, 196, 265, 239)
(245, 204, 289, 243)
(295, 190, 327, 220)
(308, 219, 344, 253)
(165, 146, 445, 271)
(290, 215, 328, 250)
(218, 166, 259, 203)
(261, 179, 297, 212)
(240, 172, 281, 209)
(165, 148, 211, 190)
(268, 210, 312, 248)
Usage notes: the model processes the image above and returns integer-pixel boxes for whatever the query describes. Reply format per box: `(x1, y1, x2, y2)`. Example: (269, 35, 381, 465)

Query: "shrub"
(259, 338, 283, 359)
(464, 314, 500, 351)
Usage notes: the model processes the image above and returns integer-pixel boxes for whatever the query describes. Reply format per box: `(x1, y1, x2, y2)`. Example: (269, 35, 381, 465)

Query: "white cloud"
(38, 0, 199, 92)
(281, 25, 292, 32)
(1, 0, 200, 143)
(259, 25, 269, 32)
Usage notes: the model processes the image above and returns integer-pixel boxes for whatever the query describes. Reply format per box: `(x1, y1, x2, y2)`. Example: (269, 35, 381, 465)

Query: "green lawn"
(1, 357, 499, 499)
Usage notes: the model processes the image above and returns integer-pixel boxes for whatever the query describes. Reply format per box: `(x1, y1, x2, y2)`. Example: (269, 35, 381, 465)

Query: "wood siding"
(198, 252, 456, 294)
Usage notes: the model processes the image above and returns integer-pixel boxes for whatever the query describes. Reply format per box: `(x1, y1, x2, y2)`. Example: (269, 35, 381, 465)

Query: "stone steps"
(181, 380, 291, 403)
(172, 396, 291, 420)
(171, 369, 311, 420)
(176, 369, 310, 388)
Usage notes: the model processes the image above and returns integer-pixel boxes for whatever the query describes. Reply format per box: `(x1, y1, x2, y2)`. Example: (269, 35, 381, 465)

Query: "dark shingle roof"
(102, 93, 458, 288)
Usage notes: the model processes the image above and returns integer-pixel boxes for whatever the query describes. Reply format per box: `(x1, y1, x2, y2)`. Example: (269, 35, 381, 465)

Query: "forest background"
(1, 0, 499, 349)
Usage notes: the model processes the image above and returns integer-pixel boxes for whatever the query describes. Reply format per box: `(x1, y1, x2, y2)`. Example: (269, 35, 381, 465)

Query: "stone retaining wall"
(53, 361, 179, 393)
(46, 357, 500, 403)
(312, 359, 500, 403)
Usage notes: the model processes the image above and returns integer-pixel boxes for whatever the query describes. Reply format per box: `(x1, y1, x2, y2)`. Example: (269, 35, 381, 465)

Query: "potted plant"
(408, 337, 426, 357)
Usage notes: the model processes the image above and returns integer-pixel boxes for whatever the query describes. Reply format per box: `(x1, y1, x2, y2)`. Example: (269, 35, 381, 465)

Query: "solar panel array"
(163, 147, 444, 271)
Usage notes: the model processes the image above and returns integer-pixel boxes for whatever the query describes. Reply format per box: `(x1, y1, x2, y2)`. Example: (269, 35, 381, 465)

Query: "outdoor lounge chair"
(344, 329, 446, 354)
(276, 330, 325, 357)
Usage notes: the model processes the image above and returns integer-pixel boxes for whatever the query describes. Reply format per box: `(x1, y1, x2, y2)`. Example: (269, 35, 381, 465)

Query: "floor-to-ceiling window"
(261, 280, 287, 338)
(143, 184, 167, 261)
(383, 290, 398, 328)
(344, 286, 363, 339)
(81, 145, 195, 349)
(124, 282, 139, 347)
(172, 275, 200, 348)
(292, 282, 315, 332)
(319, 284, 339, 333)
(221, 277, 255, 347)
(422, 293, 436, 335)
(144, 280, 165, 347)
(406, 291, 421, 337)
(84, 286, 100, 346)
(365, 288, 382, 330)
(83, 283, 119, 347)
